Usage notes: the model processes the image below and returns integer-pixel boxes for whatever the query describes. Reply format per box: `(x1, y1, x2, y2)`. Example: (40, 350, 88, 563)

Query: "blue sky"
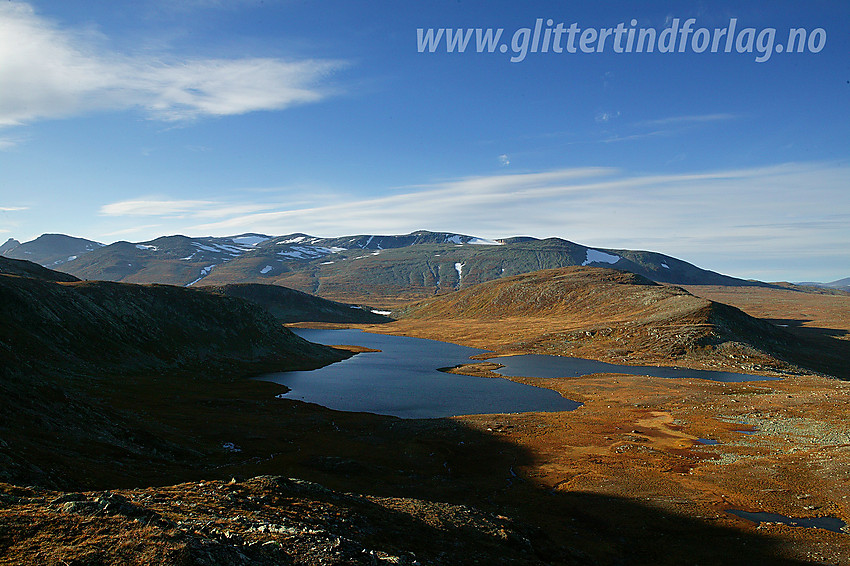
(0, 0, 848, 282)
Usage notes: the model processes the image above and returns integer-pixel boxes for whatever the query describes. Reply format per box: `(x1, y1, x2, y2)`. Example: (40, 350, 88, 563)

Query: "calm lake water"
(259, 329, 581, 419)
(260, 329, 775, 419)
(494, 354, 776, 383)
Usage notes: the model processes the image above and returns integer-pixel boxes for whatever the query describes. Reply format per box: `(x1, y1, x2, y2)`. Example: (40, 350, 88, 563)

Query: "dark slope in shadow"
(62, 373, 818, 566)
(763, 318, 850, 379)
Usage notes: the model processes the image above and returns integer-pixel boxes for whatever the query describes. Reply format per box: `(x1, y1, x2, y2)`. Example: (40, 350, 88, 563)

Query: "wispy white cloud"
(594, 113, 739, 146)
(595, 110, 620, 123)
(0, 137, 20, 150)
(101, 224, 163, 237)
(100, 199, 217, 216)
(602, 130, 671, 144)
(100, 198, 278, 219)
(635, 113, 738, 127)
(0, 206, 28, 212)
(0, 3, 345, 127)
(192, 203, 283, 219)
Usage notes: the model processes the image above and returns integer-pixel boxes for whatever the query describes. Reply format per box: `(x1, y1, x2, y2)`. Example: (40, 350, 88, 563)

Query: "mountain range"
(0, 234, 103, 269)
(796, 277, 850, 293)
(2, 231, 776, 304)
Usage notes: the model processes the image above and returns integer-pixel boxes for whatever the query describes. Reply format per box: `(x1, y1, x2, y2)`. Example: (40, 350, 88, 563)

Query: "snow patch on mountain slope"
(582, 249, 621, 266)
(277, 245, 345, 260)
(455, 262, 465, 280)
(186, 264, 217, 287)
(468, 237, 502, 245)
(213, 243, 253, 255)
(191, 242, 220, 253)
(232, 235, 269, 246)
(191, 241, 253, 256)
(260, 265, 273, 274)
(49, 255, 77, 266)
(135, 244, 158, 251)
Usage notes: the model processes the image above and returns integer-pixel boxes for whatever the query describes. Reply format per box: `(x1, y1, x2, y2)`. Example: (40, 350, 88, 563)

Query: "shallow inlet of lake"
(259, 329, 775, 419)
(258, 328, 581, 419)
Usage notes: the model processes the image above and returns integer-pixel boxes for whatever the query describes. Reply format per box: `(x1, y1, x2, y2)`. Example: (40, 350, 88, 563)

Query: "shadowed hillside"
(0, 276, 342, 377)
(0, 256, 80, 283)
(199, 283, 392, 324)
(0, 262, 349, 488)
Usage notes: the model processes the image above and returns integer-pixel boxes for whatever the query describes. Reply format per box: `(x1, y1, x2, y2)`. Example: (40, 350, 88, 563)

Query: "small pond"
(727, 510, 846, 533)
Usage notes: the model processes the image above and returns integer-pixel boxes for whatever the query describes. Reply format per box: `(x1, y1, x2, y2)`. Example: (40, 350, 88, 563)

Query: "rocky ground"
(0, 476, 561, 565)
